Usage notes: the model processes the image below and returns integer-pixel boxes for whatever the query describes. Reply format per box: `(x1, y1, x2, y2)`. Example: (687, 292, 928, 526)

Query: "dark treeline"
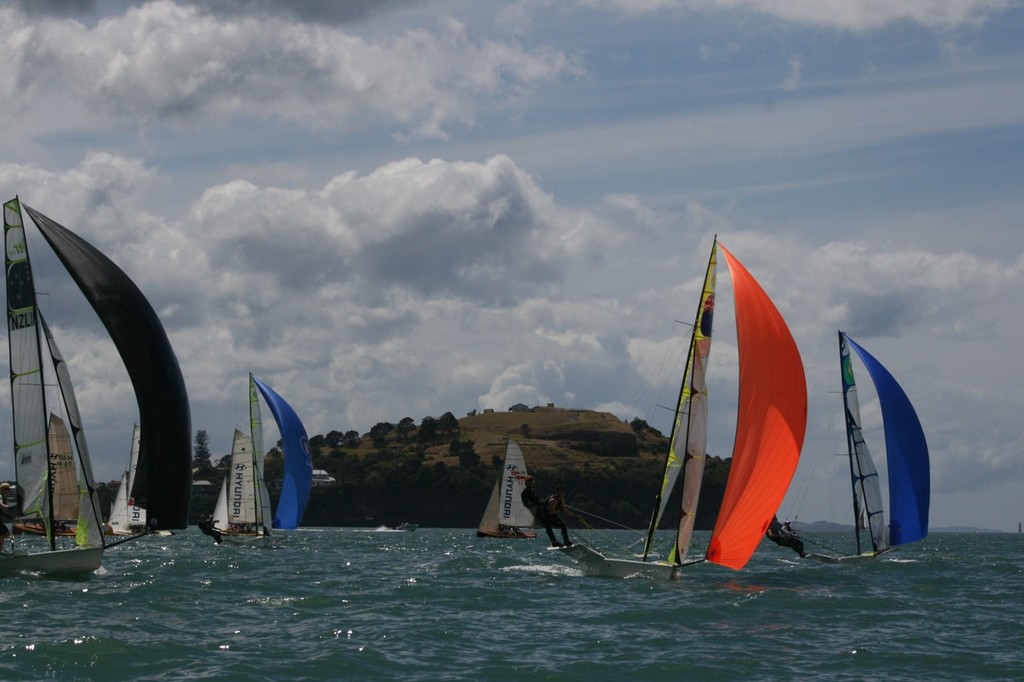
(186, 409, 733, 531)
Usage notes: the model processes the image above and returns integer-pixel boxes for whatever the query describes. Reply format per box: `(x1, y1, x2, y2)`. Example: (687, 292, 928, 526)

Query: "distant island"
(791, 521, 1006, 534)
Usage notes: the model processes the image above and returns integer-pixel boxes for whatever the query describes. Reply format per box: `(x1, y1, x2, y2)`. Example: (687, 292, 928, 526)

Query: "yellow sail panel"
(670, 248, 716, 562)
(705, 244, 806, 570)
(48, 414, 78, 522)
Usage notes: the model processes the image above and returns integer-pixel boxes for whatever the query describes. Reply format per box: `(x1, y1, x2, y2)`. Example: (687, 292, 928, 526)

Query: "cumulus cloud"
(0, 2, 578, 139)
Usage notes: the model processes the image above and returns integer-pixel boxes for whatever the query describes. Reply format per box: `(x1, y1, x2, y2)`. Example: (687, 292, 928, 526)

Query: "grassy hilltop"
(191, 406, 731, 530)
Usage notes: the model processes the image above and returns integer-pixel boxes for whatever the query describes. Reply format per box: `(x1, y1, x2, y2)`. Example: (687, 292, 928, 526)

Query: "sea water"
(0, 528, 1021, 681)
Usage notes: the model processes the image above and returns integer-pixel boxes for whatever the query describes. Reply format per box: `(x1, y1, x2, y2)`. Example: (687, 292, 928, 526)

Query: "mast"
(839, 330, 866, 555)
(642, 238, 717, 562)
(839, 331, 886, 554)
(249, 372, 272, 533)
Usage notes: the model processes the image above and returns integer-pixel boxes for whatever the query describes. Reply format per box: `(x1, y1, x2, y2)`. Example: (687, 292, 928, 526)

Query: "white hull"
(0, 546, 104, 575)
(804, 548, 895, 564)
(559, 543, 678, 580)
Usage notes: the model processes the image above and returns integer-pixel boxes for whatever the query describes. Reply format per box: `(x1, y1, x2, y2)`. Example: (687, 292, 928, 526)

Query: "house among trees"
(312, 469, 337, 487)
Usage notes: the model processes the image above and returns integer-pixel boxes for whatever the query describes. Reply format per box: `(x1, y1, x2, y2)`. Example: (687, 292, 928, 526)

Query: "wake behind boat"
(803, 332, 930, 563)
(559, 239, 807, 578)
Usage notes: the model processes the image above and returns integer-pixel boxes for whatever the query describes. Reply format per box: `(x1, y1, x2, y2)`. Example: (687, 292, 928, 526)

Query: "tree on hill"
(418, 416, 438, 441)
(396, 417, 416, 441)
(370, 421, 394, 447)
(438, 411, 459, 434)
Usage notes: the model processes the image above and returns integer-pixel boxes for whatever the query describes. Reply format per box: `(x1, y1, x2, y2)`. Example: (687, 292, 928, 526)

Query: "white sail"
(209, 374, 274, 537)
(213, 429, 258, 530)
(108, 425, 146, 535)
(477, 439, 534, 536)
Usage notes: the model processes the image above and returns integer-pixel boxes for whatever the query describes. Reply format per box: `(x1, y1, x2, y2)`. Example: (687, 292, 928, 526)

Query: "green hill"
(191, 406, 731, 530)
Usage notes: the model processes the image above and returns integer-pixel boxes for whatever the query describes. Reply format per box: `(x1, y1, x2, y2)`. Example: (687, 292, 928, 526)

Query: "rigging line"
(566, 511, 646, 555)
(565, 505, 634, 530)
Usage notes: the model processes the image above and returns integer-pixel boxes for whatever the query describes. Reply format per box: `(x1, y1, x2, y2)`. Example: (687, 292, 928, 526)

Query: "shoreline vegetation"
(181, 405, 729, 530)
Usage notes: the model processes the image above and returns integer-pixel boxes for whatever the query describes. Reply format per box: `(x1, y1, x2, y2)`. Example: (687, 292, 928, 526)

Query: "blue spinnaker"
(846, 336, 929, 546)
(252, 376, 312, 529)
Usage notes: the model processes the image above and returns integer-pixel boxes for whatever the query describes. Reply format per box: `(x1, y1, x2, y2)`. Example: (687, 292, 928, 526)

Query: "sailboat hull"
(0, 546, 104, 575)
(803, 548, 895, 564)
(559, 543, 678, 579)
(476, 529, 537, 539)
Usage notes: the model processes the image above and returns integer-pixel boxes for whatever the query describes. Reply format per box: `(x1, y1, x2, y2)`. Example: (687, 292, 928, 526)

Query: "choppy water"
(1, 528, 1021, 680)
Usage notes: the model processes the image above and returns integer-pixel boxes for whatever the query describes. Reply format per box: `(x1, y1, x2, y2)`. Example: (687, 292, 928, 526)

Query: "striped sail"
(643, 241, 717, 563)
(705, 244, 806, 570)
(839, 332, 886, 553)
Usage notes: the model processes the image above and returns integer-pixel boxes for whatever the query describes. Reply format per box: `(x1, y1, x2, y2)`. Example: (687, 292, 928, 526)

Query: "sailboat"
(209, 374, 275, 540)
(1, 197, 191, 575)
(803, 331, 929, 562)
(106, 425, 147, 536)
(476, 439, 537, 539)
(559, 239, 807, 578)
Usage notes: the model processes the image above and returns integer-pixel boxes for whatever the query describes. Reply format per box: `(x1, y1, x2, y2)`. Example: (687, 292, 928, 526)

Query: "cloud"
(0, 3, 578, 140)
(577, 0, 1009, 30)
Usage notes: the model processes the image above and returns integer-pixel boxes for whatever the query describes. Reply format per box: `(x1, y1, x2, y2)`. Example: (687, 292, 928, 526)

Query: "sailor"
(197, 514, 223, 544)
(766, 514, 805, 557)
(522, 477, 573, 548)
(0, 482, 12, 553)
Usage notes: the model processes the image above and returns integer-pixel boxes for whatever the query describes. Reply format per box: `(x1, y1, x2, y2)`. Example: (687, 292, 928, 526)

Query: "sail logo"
(231, 464, 246, 517)
(10, 309, 35, 330)
(501, 464, 521, 519)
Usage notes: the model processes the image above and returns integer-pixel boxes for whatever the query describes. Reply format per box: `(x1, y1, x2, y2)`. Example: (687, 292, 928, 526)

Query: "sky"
(0, 0, 1021, 531)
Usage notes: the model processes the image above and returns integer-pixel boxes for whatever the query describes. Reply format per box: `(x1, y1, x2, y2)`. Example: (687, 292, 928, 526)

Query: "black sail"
(25, 205, 192, 529)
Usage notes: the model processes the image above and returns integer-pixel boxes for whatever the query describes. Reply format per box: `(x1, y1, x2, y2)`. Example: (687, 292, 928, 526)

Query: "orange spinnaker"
(705, 244, 807, 569)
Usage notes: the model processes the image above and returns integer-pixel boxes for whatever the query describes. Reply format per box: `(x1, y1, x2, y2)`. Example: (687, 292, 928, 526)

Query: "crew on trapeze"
(765, 514, 805, 557)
